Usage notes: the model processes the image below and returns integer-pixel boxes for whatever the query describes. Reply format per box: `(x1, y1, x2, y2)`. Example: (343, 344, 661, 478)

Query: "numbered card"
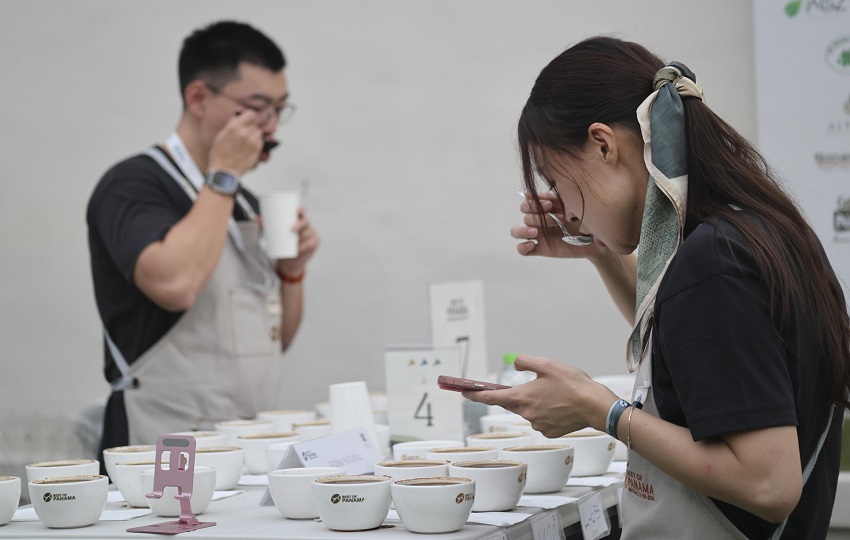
(530, 510, 565, 540)
(577, 492, 610, 540)
(385, 345, 464, 442)
(429, 280, 488, 378)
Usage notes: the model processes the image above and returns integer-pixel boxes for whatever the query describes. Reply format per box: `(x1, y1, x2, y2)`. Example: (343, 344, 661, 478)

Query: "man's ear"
(183, 80, 209, 118)
(586, 122, 619, 165)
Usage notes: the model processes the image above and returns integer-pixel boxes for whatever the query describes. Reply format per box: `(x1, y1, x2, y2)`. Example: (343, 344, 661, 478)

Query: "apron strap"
(105, 329, 137, 392)
(769, 404, 838, 539)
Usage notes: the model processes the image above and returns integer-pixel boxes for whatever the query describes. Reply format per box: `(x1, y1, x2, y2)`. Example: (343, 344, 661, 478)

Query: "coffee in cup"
(448, 460, 527, 512)
(29, 475, 108, 528)
(391, 477, 475, 533)
(311, 475, 391, 531)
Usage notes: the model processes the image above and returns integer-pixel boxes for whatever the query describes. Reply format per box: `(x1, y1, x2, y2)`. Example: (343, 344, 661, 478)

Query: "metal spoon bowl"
(516, 190, 593, 247)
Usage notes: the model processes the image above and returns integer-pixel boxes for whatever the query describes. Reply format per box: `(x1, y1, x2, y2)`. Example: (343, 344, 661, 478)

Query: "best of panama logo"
(455, 492, 474, 504)
(331, 493, 364, 504)
(43, 492, 75, 502)
(826, 35, 850, 75)
(785, 0, 846, 17)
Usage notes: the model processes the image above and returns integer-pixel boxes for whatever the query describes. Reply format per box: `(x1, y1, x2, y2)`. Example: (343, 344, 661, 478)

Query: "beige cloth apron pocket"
(228, 288, 277, 357)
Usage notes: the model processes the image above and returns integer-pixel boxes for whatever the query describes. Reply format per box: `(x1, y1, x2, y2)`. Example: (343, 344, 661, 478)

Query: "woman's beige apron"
(621, 332, 833, 539)
(107, 147, 282, 445)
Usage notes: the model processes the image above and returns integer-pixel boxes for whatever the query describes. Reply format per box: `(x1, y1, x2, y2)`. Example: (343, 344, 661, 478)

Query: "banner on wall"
(753, 0, 850, 286)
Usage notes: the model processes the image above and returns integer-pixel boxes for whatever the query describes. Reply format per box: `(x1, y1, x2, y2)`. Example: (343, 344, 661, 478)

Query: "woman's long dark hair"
(518, 36, 850, 409)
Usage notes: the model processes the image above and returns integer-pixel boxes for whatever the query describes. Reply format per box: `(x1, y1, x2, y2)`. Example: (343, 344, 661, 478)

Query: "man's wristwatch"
(205, 170, 240, 196)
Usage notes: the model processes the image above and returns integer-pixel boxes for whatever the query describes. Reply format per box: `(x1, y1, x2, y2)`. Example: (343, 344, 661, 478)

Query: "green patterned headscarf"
(627, 62, 704, 371)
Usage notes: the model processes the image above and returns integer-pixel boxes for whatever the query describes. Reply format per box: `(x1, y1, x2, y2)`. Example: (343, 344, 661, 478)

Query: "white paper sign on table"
(259, 428, 382, 506)
(428, 280, 488, 378)
(577, 492, 610, 540)
(520, 494, 579, 509)
(385, 344, 464, 443)
(530, 510, 565, 540)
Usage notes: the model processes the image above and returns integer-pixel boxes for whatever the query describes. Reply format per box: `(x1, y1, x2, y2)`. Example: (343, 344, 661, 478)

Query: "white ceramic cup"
(29, 475, 108, 528)
(0, 476, 21, 526)
(25, 459, 100, 485)
(311, 475, 392, 531)
(391, 440, 463, 461)
(236, 432, 301, 475)
(140, 465, 216, 517)
(193, 446, 245, 490)
(314, 401, 331, 420)
(102, 446, 156, 483)
(448, 460, 527, 512)
(466, 432, 537, 450)
(500, 445, 574, 493)
(292, 420, 332, 441)
(112, 461, 156, 507)
(548, 429, 617, 477)
(257, 410, 317, 432)
(259, 190, 300, 258)
(214, 419, 274, 446)
(369, 392, 388, 413)
(479, 412, 525, 433)
(391, 477, 476, 533)
(426, 447, 499, 464)
(373, 460, 449, 481)
(267, 467, 346, 519)
(265, 441, 299, 472)
(166, 431, 228, 448)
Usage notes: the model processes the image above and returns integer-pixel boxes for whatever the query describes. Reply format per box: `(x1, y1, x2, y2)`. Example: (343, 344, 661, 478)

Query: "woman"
(463, 37, 849, 539)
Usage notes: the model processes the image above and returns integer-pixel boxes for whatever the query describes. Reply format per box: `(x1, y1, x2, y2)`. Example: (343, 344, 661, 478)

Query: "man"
(87, 21, 319, 455)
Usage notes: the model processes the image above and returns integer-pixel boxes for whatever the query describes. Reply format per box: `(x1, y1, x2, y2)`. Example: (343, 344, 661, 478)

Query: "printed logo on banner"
(827, 94, 850, 135)
(815, 152, 850, 169)
(834, 198, 850, 242)
(784, 0, 847, 18)
(825, 35, 850, 74)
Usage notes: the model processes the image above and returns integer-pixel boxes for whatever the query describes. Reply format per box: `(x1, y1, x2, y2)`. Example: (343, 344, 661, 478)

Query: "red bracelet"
(278, 270, 305, 284)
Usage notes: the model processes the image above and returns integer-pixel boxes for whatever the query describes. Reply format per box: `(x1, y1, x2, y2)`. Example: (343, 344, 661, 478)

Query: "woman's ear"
(586, 122, 619, 164)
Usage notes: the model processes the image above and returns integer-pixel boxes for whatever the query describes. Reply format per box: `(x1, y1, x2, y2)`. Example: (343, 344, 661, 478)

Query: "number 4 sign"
(385, 345, 464, 443)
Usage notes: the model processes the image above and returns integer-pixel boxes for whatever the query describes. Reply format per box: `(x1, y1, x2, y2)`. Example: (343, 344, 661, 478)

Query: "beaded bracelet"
(279, 270, 305, 284)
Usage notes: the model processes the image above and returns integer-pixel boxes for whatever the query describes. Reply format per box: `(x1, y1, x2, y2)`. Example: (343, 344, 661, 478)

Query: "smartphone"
(437, 375, 511, 392)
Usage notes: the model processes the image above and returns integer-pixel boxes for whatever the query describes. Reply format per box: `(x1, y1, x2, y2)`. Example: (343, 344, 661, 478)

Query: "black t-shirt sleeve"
(654, 222, 798, 441)
(89, 158, 185, 283)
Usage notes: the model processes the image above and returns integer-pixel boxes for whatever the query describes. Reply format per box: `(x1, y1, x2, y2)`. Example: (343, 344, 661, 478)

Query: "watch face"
(208, 171, 239, 195)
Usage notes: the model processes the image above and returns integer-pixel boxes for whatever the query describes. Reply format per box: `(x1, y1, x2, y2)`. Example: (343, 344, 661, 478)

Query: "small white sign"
(259, 428, 382, 506)
(429, 280, 488, 378)
(385, 345, 464, 442)
(530, 510, 565, 540)
(578, 492, 610, 540)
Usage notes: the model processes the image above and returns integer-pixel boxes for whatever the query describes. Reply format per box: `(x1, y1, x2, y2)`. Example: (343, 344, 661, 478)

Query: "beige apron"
(621, 332, 834, 539)
(107, 147, 282, 445)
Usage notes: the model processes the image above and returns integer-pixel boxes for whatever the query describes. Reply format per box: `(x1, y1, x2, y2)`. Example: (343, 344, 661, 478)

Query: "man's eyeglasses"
(205, 82, 296, 126)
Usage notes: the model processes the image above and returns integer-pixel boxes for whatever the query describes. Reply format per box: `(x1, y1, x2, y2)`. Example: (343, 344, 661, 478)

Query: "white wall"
(0, 1, 754, 429)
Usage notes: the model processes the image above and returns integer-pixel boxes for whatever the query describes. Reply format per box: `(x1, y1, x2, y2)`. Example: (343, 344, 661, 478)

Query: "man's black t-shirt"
(87, 149, 260, 452)
(652, 217, 842, 539)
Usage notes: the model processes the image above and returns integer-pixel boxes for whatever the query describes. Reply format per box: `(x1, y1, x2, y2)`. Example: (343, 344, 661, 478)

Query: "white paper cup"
(448, 460, 527, 512)
(373, 460, 449, 482)
(466, 432, 537, 450)
(500, 445, 574, 493)
(392, 477, 475, 533)
(26, 459, 100, 485)
(268, 467, 346, 519)
(102, 447, 155, 483)
(312, 475, 392, 531)
(426, 447, 499, 464)
(29, 475, 108, 528)
(236, 432, 301, 474)
(193, 446, 245, 490)
(260, 191, 300, 259)
(547, 429, 616, 477)
(257, 410, 317, 432)
(140, 466, 216, 517)
(392, 440, 463, 461)
(0, 476, 21, 526)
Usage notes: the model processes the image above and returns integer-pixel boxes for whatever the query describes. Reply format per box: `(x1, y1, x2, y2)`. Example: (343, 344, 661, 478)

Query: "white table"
(6, 474, 624, 539)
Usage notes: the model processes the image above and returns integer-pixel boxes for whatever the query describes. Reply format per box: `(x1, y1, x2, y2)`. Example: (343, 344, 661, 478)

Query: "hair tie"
(653, 61, 704, 102)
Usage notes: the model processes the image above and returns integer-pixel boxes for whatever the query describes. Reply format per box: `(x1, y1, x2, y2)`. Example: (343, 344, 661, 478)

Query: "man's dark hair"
(178, 20, 286, 106)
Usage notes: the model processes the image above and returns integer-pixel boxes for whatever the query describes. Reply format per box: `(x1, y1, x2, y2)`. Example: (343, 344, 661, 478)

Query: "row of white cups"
(1, 380, 624, 531)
